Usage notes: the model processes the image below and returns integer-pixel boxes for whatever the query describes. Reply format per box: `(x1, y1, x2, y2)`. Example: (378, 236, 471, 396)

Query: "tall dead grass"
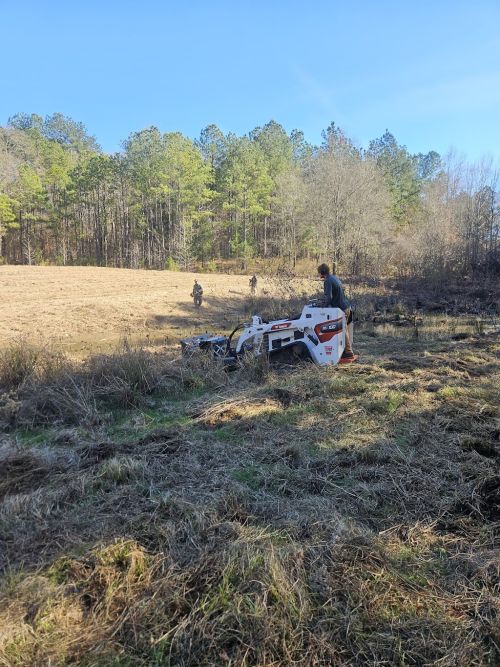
(1, 521, 496, 666)
(0, 340, 242, 429)
(0, 340, 68, 392)
(0, 341, 97, 427)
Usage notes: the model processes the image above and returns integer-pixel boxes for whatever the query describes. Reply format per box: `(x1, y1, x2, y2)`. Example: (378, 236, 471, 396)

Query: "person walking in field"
(191, 278, 204, 308)
(249, 274, 257, 295)
(317, 263, 356, 363)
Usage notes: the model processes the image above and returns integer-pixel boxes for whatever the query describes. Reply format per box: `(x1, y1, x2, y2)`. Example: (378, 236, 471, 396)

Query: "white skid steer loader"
(181, 300, 357, 366)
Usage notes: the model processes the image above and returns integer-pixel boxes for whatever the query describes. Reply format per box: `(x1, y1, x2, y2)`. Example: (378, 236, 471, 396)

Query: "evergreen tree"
(250, 120, 294, 178)
(0, 193, 17, 258)
(195, 124, 226, 169)
(219, 136, 273, 265)
(366, 130, 422, 227)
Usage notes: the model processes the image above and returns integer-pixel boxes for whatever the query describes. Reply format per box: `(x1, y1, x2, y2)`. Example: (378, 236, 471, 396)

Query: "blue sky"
(2, 0, 499, 159)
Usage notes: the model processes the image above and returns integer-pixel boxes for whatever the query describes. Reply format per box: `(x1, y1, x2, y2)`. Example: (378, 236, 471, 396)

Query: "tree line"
(0, 112, 498, 282)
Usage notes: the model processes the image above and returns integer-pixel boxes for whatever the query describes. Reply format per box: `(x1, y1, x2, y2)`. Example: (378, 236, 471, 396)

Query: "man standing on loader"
(317, 263, 356, 363)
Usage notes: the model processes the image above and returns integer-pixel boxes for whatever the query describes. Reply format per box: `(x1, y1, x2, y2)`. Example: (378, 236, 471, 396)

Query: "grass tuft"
(99, 456, 145, 484)
(0, 341, 67, 391)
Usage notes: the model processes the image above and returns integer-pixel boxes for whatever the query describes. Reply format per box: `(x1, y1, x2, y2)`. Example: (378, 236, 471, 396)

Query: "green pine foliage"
(0, 113, 498, 279)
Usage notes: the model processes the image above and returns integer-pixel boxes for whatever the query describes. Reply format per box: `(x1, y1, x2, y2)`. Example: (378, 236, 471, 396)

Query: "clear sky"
(2, 0, 499, 159)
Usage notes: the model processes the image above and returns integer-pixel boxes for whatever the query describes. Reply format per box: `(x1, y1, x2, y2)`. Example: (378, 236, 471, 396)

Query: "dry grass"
(0, 322, 499, 665)
(0, 341, 237, 430)
(0, 341, 68, 392)
(0, 265, 311, 358)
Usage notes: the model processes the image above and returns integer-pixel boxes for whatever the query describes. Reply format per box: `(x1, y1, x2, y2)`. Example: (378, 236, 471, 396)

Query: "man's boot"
(340, 324, 357, 363)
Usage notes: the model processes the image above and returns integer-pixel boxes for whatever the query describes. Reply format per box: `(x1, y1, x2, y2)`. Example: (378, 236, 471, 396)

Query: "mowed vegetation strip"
(0, 319, 499, 665)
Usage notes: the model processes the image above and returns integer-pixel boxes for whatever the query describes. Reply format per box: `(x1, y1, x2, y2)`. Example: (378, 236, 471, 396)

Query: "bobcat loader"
(181, 300, 356, 366)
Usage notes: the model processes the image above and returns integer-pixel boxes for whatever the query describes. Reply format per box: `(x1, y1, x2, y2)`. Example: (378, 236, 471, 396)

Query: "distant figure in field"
(249, 274, 257, 295)
(191, 279, 203, 308)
